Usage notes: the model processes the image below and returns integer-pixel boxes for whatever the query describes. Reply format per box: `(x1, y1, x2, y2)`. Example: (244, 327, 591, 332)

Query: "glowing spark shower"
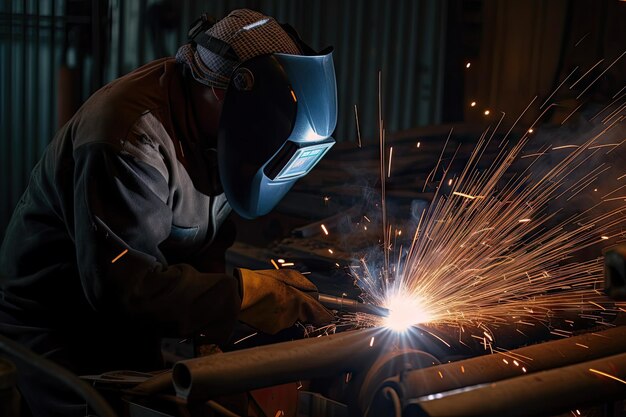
(383, 292, 432, 331)
(349, 95, 625, 333)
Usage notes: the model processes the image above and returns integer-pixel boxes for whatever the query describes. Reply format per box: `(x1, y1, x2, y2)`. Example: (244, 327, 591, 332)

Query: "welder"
(0, 9, 336, 415)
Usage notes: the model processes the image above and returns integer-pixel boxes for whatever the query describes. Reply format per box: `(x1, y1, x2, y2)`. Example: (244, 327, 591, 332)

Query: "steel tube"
(396, 325, 626, 400)
(172, 327, 388, 400)
(405, 351, 626, 417)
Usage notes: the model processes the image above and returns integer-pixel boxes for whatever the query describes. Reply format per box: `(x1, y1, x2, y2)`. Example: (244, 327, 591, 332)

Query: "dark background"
(0, 0, 624, 239)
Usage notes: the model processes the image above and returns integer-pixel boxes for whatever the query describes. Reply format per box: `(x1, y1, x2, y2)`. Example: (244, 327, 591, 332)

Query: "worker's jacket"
(0, 58, 241, 373)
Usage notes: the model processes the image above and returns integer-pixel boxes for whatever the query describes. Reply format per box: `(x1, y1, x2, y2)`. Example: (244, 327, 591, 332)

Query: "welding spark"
(452, 192, 483, 200)
(348, 96, 624, 335)
(111, 249, 128, 263)
(321, 224, 329, 235)
(354, 104, 362, 148)
(589, 368, 626, 385)
(553, 145, 580, 150)
(576, 51, 626, 99)
(471, 101, 477, 107)
(234, 332, 258, 345)
(382, 291, 432, 332)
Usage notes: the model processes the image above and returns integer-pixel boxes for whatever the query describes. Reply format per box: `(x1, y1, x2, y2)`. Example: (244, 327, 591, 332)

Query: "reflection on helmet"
(218, 49, 337, 219)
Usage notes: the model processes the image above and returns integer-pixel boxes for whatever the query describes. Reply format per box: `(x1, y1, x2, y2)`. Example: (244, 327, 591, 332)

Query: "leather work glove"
(236, 268, 335, 334)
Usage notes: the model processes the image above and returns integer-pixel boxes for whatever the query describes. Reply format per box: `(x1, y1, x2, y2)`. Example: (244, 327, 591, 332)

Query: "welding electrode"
(317, 293, 390, 317)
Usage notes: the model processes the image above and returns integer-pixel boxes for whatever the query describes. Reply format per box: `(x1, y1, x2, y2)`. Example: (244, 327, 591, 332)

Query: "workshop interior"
(1, 0, 625, 416)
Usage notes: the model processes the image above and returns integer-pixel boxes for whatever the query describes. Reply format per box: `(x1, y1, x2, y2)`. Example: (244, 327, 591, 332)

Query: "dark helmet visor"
(218, 49, 337, 219)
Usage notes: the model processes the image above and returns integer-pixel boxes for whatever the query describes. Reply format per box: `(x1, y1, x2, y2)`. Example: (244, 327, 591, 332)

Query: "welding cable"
(382, 386, 402, 417)
(0, 333, 117, 417)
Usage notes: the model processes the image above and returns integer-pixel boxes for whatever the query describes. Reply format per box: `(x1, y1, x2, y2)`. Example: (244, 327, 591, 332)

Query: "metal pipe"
(172, 327, 388, 400)
(404, 351, 626, 417)
(389, 325, 626, 401)
(318, 293, 390, 317)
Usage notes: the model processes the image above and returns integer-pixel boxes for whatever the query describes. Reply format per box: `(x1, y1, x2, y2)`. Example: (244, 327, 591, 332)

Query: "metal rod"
(318, 293, 390, 317)
(404, 351, 626, 417)
(394, 325, 626, 401)
(172, 327, 387, 400)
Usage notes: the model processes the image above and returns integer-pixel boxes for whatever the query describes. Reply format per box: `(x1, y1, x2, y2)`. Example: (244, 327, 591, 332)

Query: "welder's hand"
(236, 268, 335, 334)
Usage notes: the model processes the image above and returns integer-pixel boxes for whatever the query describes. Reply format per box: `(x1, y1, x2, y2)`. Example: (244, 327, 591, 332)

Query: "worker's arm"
(73, 141, 240, 341)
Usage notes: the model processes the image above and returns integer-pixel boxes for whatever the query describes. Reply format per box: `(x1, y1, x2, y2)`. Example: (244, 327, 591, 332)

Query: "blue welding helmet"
(217, 49, 337, 219)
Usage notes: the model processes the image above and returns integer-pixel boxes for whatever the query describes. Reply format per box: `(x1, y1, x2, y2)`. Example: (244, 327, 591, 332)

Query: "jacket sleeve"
(72, 141, 241, 341)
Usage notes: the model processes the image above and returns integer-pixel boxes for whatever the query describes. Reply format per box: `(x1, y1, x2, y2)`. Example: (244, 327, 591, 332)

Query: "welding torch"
(317, 293, 390, 317)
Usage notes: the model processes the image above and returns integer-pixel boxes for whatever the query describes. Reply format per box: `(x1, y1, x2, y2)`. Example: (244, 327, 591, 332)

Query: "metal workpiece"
(364, 326, 626, 416)
(393, 325, 626, 401)
(172, 327, 389, 400)
(404, 351, 626, 417)
(353, 349, 440, 416)
(318, 293, 390, 317)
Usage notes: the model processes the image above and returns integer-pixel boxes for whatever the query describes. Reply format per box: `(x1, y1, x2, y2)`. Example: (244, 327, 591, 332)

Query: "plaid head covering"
(176, 9, 301, 89)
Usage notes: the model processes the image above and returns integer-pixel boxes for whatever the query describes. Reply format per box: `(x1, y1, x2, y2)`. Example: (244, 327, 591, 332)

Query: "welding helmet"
(219, 52, 337, 218)
(187, 11, 337, 219)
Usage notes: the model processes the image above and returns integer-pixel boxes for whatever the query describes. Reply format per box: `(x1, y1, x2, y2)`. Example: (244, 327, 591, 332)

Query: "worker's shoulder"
(71, 57, 179, 150)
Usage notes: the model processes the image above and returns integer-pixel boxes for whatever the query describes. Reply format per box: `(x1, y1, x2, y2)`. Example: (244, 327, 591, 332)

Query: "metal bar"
(405, 352, 626, 417)
(172, 327, 387, 400)
(393, 325, 626, 400)
(318, 293, 390, 317)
